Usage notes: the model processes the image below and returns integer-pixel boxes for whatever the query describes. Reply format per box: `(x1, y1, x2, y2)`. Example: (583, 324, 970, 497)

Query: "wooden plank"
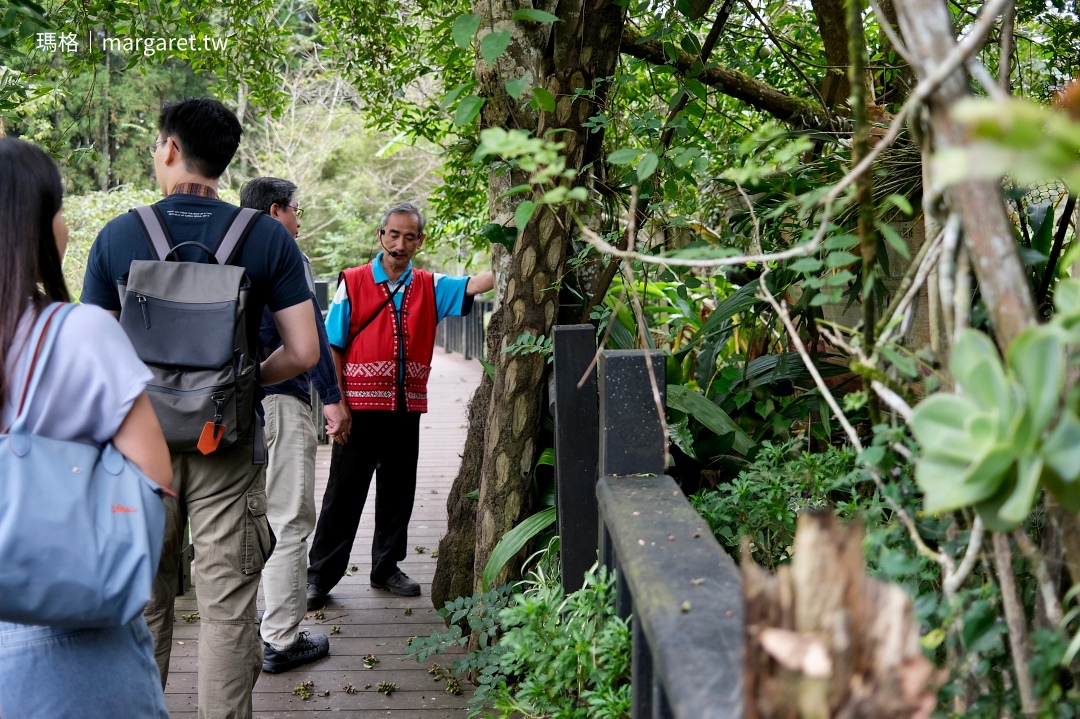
(597, 475, 743, 719)
(552, 324, 600, 594)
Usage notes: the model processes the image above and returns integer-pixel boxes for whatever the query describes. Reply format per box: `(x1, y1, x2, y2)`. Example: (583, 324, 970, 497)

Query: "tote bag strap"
(3, 303, 73, 435)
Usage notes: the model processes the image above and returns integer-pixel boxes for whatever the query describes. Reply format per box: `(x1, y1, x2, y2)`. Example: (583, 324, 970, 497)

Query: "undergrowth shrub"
(409, 557, 631, 718)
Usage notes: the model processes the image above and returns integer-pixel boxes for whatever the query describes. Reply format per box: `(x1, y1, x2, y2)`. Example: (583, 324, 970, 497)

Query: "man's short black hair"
(240, 177, 298, 215)
(158, 98, 242, 179)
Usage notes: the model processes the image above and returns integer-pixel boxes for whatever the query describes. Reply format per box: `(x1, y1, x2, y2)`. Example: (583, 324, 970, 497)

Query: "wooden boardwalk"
(166, 348, 483, 717)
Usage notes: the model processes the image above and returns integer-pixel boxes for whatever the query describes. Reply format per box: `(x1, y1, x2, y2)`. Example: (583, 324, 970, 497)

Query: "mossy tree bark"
(432, 0, 627, 599)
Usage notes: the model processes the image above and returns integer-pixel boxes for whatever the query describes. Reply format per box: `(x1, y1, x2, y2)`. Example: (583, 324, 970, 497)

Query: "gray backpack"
(118, 205, 264, 462)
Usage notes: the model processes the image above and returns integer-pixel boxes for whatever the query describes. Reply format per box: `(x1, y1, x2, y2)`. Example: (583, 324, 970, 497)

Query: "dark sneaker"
(262, 631, 330, 673)
(306, 584, 328, 611)
(370, 571, 421, 597)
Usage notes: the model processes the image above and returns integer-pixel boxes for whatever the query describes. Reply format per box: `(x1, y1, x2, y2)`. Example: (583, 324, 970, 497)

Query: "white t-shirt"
(1, 303, 152, 446)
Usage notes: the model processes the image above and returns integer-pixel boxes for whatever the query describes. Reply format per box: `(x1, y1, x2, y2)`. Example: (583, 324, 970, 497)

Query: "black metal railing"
(551, 325, 744, 719)
(436, 299, 493, 359)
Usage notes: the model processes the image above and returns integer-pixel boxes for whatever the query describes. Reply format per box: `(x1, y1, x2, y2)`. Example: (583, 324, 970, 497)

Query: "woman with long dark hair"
(0, 137, 174, 718)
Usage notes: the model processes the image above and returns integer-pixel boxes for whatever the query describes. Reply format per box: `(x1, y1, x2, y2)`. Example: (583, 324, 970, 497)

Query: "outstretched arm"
(466, 271, 494, 296)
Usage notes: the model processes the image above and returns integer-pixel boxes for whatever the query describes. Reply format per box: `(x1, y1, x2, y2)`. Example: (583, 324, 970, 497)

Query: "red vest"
(341, 264, 437, 412)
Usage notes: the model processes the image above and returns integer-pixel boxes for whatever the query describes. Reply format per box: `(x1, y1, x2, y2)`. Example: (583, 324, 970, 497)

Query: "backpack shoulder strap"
(215, 207, 262, 266)
(129, 206, 173, 261)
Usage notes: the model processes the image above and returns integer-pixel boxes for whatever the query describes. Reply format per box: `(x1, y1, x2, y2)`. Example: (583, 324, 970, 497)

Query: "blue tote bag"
(0, 303, 167, 627)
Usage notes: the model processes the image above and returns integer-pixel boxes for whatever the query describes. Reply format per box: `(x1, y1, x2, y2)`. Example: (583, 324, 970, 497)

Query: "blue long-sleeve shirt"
(260, 255, 342, 407)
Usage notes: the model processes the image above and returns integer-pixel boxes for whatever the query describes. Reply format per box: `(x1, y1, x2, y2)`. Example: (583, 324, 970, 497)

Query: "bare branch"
(943, 515, 984, 598)
(992, 533, 1037, 714)
(1013, 530, 1064, 626)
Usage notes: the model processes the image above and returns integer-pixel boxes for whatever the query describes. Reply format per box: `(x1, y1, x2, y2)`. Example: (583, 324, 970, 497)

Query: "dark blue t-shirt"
(80, 193, 312, 353)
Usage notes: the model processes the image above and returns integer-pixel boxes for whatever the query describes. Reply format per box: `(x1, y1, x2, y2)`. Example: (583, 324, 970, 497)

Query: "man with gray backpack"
(81, 97, 319, 719)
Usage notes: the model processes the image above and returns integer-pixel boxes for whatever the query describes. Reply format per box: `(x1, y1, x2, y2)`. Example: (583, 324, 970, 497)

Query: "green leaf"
(1042, 410, 1080, 483)
(878, 222, 911, 260)
(882, 345, 918, 378)
(669, 417, 697, 460)
(531, 87, 556, 112)
(511, 8, 560, 22)
(514, 200, 537, 231)
(478, 222, 516, 251)
(1027, 202, 1055, 256)
(975, 457, 1042, 531)
(684, 77, 707, 102)
(883, 193, 914, 216)
(667, 384, 754, 455)
(535, 447, 555, 467)
(824, 251, 859, 268)
(440, 82, 475, 110)
(464, 489, 480, 500)
(608, 148, 640, 165)
(497, 184, 533, 200)
(910, 393, 993, 460)
(692, 281, 762, 340)
(789, 257, 823, 274)
(505, 75, 529, 100)
(918, 444, 1015, 515)
(636, 151, 659, 181)
(452, 14, 480, 48)
(454, 95, 485, 126)
(1053, 278, 1080, 322)
(920, 628, 946, 650)
(1008, 326, 1065, 435)
(823, 234, 859, 250)
(480, 29, 512, 65)
(481, 507, 557, 591)
(951, 329, 1013, 414)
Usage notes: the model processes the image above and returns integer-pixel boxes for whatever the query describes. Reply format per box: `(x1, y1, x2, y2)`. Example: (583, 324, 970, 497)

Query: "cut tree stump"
(743, 512, 941, 719)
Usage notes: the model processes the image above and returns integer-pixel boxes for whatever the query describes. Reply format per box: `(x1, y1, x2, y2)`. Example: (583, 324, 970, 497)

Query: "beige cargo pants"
(144, 441, 273, 719)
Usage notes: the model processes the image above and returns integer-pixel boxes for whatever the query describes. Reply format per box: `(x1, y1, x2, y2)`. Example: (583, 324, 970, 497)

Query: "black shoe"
(262, 631, 330, 673)
(370, 571, 420, 597)
(306, 584, 328, 610)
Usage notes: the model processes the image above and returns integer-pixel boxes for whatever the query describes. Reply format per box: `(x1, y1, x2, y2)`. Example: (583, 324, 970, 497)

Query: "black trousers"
(307, 410, 421, 590)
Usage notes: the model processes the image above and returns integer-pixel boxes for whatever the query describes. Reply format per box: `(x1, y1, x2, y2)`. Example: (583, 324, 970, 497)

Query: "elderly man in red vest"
(306, 203, 494, 606)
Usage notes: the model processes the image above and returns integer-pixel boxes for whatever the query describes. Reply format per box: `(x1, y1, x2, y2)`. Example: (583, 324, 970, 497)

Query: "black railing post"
(552, 325, 600, 594)
(597, 350, 667, 478)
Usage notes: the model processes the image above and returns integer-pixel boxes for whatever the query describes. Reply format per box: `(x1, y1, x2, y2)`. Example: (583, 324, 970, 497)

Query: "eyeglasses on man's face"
(148, 138, 166, 157)
(288, 203, 304, 219)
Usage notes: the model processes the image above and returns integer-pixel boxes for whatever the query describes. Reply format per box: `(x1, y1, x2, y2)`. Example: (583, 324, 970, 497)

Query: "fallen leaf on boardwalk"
(181, 612, 199, 622)
(758, 627, 833, 678)
(404, 607, 412, 616)
(415, 546, 428, 554)
(363, 653, 380, 668)
(342, 683, 357, 694)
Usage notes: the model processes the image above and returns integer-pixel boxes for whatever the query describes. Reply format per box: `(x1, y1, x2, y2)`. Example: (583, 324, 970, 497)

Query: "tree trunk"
(811, 0, 850, 108)
(431, 309, 501, 608)
(429, 0, 626, 591)
(894, 0, 1036, 349)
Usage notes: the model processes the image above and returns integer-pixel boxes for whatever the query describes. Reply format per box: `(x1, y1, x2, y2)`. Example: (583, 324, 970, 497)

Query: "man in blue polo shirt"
(305, 202, 493, 608)
(81, 98, 319, 719)
(240, 176, 348, 674)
